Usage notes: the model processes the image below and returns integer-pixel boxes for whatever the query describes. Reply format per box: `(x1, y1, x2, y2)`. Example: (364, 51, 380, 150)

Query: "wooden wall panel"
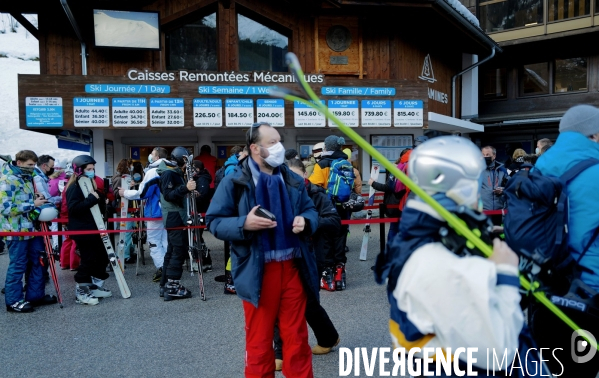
(38, 0, 466, 117)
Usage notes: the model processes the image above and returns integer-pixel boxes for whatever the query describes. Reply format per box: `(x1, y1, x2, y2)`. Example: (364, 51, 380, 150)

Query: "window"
(237, 14, 288, 72)
(520, 62, 550, 96)
(548, 0, 590, 22)
(554, 58, 587, 92)
(166, 13, 217, 70)
(479, 0, 543, 33)
(518, 58, 587, 96)
(481, 68, 507, 99)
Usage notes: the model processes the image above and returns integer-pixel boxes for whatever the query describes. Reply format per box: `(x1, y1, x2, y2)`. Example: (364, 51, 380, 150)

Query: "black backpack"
(214, 160, 237, 191)
(504, 159, 599, 297)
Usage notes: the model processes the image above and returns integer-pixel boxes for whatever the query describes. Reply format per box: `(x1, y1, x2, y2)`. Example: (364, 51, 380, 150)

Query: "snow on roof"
(443, 0, 480, 28)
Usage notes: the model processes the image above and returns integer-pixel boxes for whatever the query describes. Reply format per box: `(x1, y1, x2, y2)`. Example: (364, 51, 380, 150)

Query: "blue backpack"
(503, 159, 599, 294)
(326, 158, 355, 203)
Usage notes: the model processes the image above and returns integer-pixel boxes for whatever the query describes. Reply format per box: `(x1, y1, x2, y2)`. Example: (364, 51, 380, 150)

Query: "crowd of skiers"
(2, 104, 599, 376)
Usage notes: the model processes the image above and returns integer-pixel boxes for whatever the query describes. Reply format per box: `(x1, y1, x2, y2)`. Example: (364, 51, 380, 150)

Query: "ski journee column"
(112, 98, 148, 127)
(150, 98, 184, 127)
(73, 98, 110, 127)
(328, 100, 359, 127)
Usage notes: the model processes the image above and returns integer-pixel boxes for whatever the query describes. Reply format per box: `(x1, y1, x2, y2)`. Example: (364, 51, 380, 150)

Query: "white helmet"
(408, 136, 485, 207)
(312, 142, 324, 158)
(38, 204, 58, 222)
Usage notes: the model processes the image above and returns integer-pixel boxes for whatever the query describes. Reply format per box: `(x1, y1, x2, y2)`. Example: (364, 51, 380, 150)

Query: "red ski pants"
(60, 235, 80, 270)
(242, 260, 313, 378)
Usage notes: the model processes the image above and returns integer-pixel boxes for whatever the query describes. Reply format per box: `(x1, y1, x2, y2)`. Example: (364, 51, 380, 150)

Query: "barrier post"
(379, 203, 386, 256)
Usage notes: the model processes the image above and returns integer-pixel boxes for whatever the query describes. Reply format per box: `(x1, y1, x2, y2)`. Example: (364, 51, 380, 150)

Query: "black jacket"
(194, 169, 212, 213)
(371, 175, 405, 217)
(157, 163, 189, 227)
(307, 182, 341, 234)
(66, 177, 106, 240)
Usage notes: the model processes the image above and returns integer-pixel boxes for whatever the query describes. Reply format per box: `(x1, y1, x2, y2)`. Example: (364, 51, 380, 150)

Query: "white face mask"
(535, 147, 540, 154)
(260, 142, 285, 168)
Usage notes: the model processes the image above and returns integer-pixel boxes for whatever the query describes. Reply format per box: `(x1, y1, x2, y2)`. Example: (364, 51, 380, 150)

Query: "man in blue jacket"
(533, 104, 599, 376)
(206, 122, 319, 378)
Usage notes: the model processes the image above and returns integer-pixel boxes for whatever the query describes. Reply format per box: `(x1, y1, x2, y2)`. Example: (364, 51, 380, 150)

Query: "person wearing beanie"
(285, 148, 299, 161)
(533, 104, 599, 376)
(309, 135, 354, 291)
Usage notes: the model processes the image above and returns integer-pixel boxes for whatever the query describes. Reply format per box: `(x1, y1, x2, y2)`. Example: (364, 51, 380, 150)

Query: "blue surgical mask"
(535, 147, 540, 154)
(148, 154, 154, 164)
(84, 171, 95, 179)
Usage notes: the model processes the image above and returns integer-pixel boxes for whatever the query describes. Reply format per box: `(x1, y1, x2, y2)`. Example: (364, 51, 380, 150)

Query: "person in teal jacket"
(535, 105, 599, 292)
(533, 104, 599, 376)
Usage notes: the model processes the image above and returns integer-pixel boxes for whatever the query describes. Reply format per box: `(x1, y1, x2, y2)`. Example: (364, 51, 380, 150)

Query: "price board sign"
(393, 100, 423, 127)
(361, 100, 391, 127)
(225, 99, 254, 127)
(193, 99, 222, 127)
(294, 100, 326, 127)
(328, 100, 359, 127)
(256, 99, 285, 126)
(112, 98, 147, 127)
(150, 98, 184, 127)
(73, 97, 109, 127)
(26, 97, 63, 127)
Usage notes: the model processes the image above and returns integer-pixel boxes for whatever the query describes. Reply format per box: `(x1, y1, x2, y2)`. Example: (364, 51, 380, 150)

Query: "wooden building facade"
(5, 0, 496, 177)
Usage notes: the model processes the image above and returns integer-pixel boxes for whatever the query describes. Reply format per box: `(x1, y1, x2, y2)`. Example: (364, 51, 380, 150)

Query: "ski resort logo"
(418, 54, 437, 83)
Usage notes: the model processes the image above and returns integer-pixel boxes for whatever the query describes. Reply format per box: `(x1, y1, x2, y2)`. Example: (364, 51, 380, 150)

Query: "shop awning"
(427, 112, 484, 133)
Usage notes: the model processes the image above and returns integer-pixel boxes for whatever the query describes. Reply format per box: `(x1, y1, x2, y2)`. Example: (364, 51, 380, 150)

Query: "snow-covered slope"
(0, 13, 80, 162)
(93, 11, 159, 49)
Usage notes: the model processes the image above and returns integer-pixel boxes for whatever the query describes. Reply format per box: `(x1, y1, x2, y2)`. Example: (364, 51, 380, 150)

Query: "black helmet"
(170, 146, 189, 166)
(72, 155, 96, 176)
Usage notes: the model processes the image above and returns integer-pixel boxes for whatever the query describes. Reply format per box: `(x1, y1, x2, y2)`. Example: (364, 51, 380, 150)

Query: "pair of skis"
(118, 174, 131, 267)
(183, 154, 206, 301)
(79, 176, 131, 298)
(360, 165, 379, 261)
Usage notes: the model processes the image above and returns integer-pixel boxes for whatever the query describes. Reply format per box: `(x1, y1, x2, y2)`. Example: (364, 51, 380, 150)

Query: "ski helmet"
(71, 155, 96, 176)
(408, 136, 485, 208)
(38, 203, 58, 222)
(170, 147, 189, 167)
(312, 142, 324, 158)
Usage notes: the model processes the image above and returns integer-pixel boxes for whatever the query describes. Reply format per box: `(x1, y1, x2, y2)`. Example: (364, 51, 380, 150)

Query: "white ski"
(79, 176, 131, 298)
(118, 174, 131, 270)
(360, 165, 379, 261)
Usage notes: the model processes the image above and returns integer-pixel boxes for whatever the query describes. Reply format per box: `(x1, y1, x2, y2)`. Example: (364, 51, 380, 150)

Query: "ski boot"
(224, 270, 236, 295)
(75, 284, 99, 305)
(152, 267, 162, 283)
(91, 277, 112, 298)
(201, 245, 212, 272)
(164, 279, 192, 301)
(6, 299, 34, 313)
(320, 267, 335, 292)
(334, 263, 346, 291)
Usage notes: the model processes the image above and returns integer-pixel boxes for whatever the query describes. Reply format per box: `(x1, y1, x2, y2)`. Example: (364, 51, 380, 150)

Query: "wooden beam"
(9, 12, 39, 40)
(161, 0, 218, 27)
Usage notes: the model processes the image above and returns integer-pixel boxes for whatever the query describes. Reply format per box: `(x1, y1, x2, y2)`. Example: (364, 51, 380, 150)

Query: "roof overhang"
(428, 112, 484, 133)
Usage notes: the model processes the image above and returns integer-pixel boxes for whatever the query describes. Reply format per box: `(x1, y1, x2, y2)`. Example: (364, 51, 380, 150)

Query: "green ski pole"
(271, 52, 598, 351)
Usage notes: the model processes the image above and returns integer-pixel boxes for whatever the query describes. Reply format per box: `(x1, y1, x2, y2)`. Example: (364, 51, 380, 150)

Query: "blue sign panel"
(321, 87, 396, 96)
(131, 147, 141, 160)
(217, 146, 228, 159)
(26, 97, 63, 127)
(85, 84, 170, 94)
(198, 86, 276, 95)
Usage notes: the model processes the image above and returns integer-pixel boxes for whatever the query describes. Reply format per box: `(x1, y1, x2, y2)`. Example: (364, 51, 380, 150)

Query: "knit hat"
(285, 148, 299, 160)
(559, 105, 599, 136)
(324, 135, 345, 152)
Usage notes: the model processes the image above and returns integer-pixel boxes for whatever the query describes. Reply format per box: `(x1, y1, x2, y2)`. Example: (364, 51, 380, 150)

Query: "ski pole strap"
(577, 226, 599, 264)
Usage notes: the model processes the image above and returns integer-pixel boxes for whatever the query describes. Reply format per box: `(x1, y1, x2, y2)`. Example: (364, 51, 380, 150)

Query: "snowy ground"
(0, 13, 80, 163)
